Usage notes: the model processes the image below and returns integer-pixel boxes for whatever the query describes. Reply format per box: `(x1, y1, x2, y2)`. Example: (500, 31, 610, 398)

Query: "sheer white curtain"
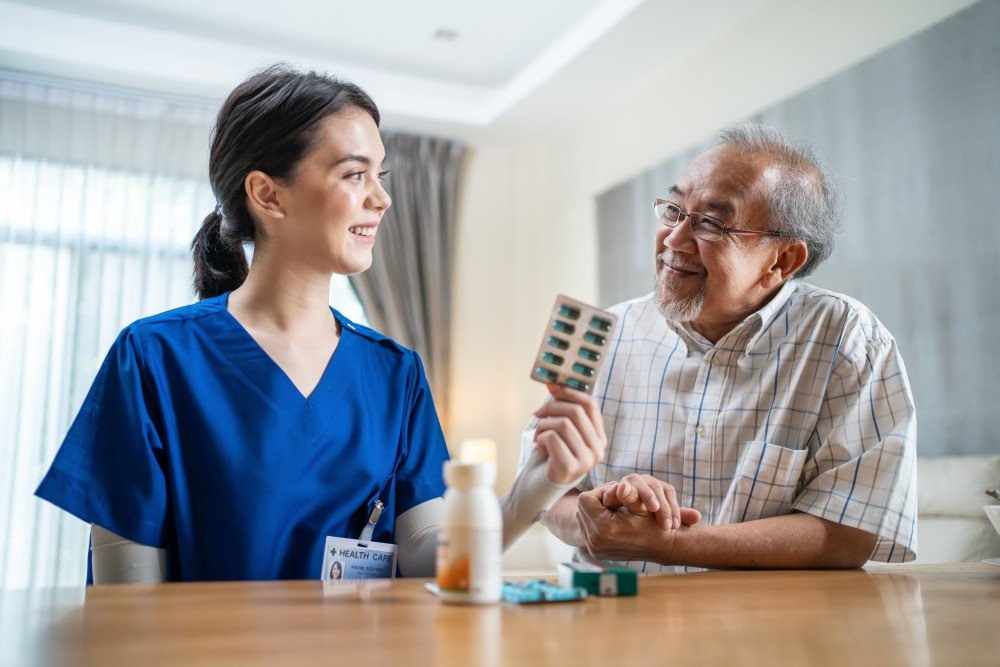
(0, 71, 367, 589)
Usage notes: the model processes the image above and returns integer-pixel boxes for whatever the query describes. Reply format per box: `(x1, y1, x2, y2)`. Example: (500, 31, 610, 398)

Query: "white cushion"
(915, 517, 1000, 563)
(915, 453, 1000, 563)
(918, 454, 1000, 517)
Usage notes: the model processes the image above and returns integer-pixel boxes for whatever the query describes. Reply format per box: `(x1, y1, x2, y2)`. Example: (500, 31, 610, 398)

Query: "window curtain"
(349, 131, 465, 427)
(0, 71, 218, 589)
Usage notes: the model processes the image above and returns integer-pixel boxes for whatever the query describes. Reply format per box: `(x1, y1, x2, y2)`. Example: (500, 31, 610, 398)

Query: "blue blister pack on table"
(501, 580, 588, 605)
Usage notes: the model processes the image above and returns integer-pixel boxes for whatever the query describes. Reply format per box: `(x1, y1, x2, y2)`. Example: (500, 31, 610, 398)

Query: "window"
(0, 74, 368, 589)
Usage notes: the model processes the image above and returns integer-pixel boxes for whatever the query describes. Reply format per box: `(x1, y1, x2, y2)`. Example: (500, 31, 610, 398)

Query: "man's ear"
(244, 171, 286, 221)
(762, 240, 808, 289)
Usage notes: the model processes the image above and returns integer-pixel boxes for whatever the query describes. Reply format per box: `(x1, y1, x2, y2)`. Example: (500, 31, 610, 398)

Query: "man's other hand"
(597, 474, 701, 531)
(576, 490, 674, 562)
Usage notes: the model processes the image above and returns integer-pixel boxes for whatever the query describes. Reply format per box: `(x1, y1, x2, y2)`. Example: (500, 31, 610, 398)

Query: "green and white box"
(558, 562, 637, 596)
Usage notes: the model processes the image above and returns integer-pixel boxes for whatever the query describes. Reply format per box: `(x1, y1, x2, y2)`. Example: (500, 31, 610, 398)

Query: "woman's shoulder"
(116, 295, 228, 347)
(333, 310, 421, 368)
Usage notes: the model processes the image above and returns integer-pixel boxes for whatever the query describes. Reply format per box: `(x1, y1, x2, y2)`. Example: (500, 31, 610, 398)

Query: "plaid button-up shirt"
(523, 280, 917, 572)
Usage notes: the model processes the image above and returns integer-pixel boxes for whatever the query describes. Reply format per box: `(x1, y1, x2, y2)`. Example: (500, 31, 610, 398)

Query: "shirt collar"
(662, 279, 798, 355)
(742, 279, 798, 353)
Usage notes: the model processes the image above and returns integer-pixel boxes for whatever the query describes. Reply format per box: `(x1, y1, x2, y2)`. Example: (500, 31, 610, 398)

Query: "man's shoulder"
(605, 292, 660, 322)
(789, 282, 896, 350)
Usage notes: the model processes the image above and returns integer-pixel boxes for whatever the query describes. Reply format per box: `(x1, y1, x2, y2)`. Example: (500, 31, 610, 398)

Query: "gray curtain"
(595, 0, 1000, 456)
(349, 131, 466, 422)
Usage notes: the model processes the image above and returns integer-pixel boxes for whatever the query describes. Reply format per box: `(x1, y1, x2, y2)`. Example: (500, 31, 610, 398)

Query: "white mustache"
(657, 251, 704, 274)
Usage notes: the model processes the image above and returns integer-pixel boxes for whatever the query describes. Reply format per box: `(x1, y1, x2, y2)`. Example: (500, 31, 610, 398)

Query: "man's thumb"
(680, 507, 702, 526)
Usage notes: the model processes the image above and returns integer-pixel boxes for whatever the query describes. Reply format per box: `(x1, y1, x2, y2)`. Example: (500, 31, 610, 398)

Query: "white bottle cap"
(443, 461, 496, 489)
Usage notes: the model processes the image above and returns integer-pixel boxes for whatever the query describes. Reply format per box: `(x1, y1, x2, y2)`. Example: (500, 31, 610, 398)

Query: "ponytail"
(190, 208, 249, 300)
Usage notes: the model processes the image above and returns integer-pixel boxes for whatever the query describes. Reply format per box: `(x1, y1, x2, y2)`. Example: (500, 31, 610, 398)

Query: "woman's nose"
(369, 181, 391, 211)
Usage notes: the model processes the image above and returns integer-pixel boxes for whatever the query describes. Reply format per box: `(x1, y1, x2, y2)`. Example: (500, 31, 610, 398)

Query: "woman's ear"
(244, 171, 286, 221)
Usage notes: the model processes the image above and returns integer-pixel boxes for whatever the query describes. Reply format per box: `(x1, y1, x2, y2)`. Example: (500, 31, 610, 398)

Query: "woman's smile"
(348, 223, 379, 245)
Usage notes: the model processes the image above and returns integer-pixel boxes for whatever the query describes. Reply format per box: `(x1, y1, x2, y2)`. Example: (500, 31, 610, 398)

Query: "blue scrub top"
(35, 292, 450, 581)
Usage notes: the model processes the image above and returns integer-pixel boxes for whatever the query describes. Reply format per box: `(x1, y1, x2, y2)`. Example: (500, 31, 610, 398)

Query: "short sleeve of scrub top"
(35, 294, 451, 581)
(36, 328, 173, 547)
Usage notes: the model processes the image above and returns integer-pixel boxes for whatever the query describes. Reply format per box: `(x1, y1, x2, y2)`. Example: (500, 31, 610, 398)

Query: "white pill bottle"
(436, 461, 502, 604)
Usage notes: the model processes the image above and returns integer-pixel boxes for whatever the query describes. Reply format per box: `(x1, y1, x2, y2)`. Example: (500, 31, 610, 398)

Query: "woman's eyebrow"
(332, 153, 371, 166)
(332, 153, 388, 167)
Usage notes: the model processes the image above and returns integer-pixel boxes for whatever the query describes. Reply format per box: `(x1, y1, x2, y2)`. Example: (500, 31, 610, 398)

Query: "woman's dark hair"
(191, 64, 380, 300)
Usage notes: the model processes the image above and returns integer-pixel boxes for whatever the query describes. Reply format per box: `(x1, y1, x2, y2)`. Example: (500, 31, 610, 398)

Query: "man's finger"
(664, 485, 681, 530)
(633, 479, 661, 513)
(577, 490, 607, 518)
(597, 482, 620, 508)
(605, 484, 625, 510)
(680, 507, 702, 526)
(650, 482, 673, 531)
(616, 480, 649, 515)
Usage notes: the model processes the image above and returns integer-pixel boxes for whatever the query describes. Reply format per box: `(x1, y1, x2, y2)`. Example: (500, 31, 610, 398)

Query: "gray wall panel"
(596, 0, 1000, 456)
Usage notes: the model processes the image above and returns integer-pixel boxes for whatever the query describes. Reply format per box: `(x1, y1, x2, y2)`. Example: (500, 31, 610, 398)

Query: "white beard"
(654, 253, 706, 323)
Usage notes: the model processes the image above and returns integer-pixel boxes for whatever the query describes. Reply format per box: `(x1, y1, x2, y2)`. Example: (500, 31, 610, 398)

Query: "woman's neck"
(227, 248, 335, 335)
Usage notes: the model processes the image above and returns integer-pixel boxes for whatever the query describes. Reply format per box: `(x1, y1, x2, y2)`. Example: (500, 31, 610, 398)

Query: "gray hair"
(715, 122, 841, 277)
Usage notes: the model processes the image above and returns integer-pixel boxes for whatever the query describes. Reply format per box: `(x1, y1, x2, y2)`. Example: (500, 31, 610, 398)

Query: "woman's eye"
(346, 171, 363, 180)
(378, 170, 389, 181)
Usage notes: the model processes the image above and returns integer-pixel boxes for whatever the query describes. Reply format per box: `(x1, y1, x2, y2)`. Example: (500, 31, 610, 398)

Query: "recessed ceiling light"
(432, 28, 459, 42)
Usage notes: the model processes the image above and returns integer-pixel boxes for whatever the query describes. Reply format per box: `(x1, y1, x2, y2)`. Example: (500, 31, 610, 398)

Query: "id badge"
(321, 536, 397, 581)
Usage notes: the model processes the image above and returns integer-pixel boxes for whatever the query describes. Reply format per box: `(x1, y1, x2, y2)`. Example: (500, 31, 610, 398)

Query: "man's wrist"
(647, 524, 687, 566)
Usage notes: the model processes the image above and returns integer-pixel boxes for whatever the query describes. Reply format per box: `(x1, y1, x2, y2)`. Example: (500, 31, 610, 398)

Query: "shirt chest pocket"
(722, 441, 809, 523)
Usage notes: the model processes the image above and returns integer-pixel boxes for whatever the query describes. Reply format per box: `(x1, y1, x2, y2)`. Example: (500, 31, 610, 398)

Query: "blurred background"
(1, 0, 997, 588)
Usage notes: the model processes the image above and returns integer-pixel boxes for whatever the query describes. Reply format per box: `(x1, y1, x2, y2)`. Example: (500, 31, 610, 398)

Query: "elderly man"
(525, 123, 917, 571)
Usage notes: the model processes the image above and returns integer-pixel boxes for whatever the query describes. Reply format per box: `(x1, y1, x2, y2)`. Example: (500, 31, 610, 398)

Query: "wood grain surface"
(3, 564, 997, 666)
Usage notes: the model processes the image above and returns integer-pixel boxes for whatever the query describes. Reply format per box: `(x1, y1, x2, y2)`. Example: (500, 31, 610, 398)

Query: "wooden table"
(3, 564, 997, 666)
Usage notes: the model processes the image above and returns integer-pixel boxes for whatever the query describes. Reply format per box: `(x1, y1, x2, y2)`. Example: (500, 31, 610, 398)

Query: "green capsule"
(578, 347, 601, 362)
(552, 320, 575, 334)
(572, 362, 595, 377)
(534, 367, 558, 382)
(540, 352, 564, 365)
(566, 378, 590, 392)
(583, 331, 607, 346)
(589, 316, 612, 332)
(546, 336, 569, 350)
(557, 305, 581, 320)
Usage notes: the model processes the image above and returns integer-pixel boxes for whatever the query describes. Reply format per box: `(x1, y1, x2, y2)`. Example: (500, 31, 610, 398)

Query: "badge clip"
(358, 500, 384, 547)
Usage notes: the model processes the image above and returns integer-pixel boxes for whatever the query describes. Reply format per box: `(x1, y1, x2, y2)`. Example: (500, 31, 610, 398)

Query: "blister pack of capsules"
(501, 580, 588, 605)
(530, 295, 618, 394)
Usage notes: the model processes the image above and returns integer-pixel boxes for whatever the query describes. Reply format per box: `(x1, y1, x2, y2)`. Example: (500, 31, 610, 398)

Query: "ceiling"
(2, 0, 963, 134)
(0, 0, 792, 131)
(0, 0, 653, 125)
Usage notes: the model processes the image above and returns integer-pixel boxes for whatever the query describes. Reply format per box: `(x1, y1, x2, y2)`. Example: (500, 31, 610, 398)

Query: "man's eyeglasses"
(653, 199, 788, 242)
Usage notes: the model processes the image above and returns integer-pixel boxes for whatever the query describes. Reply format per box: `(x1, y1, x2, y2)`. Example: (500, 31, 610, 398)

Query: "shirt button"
(696, 425, 707, 437)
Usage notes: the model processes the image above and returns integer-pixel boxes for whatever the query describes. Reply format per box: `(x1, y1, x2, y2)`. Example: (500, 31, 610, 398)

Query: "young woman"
(35, 65, 606, 583)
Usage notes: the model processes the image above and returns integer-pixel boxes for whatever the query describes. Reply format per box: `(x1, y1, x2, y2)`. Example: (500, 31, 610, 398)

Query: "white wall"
(446, 0, 980, 491)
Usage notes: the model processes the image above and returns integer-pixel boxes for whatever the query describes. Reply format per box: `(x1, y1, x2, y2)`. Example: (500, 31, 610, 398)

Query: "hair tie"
(214, 203, 223, 216)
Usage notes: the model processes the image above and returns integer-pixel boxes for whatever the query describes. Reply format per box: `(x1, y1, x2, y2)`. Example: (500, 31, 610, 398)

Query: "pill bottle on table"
(436, 461, 502, 605)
